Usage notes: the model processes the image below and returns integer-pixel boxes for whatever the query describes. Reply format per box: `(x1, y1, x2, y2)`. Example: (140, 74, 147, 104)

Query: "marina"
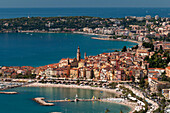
(0, 82, 24, 90)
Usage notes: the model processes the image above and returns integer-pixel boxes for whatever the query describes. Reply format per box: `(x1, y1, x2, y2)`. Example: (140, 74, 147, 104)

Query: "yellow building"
(162, 89, 170, 100)
(166, 67, 170, 77)
(78, 60, 85, 68)
(93, 68, 100, 80)
(70, 68, 78, 79)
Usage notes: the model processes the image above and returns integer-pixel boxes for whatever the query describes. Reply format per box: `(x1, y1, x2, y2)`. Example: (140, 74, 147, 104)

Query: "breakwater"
(33, 97, 55, 106)
(0, 91, 18, 94)
(48, 99, 99, 103)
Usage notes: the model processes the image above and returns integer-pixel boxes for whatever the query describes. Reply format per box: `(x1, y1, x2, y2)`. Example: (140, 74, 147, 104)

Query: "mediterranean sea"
(1, 87, 131, 113)
(0, 33, 137, 67)
(0, 8, 169, 19)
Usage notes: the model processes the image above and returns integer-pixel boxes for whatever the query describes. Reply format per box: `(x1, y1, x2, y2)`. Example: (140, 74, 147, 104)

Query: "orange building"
(165, 67, 170, 77)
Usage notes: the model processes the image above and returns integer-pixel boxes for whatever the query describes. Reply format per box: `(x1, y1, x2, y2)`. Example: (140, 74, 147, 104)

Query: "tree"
(120, 110, 123, 113)
(158, 45, 163, 53)
(121, 46, 127, 52)
(105, 108, 110, 113)
(77, 79, 80, 84)
(126, 75, 130, 81)
(132, 45, 138, 50)
(151, 44, 154, 51)
(131, 76, 135, 83)
(90, 70, 95, 79)
(142, 42, 154, 51)
(160, 72, 170, 81)
(144, 56, 149, 61)
(139, 77, 145, 88)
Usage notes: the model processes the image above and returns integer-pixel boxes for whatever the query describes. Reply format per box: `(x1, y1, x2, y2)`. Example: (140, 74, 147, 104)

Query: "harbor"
(0, 82, 23, 90)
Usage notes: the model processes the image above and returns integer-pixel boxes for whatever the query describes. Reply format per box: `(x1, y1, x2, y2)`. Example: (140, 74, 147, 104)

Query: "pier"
(33, 97, 55, 106)
(47, 98, 99, 103)
(33, 97, 99, 106)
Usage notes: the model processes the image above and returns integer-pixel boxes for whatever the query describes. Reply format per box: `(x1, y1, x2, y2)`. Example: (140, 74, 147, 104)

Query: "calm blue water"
(1, 87, 131, 113)
(0, 8, 169, 19)
(0, 33, 137, 67)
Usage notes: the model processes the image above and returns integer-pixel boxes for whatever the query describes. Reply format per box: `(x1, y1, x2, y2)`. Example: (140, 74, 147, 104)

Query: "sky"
(0, 0, 169, 8)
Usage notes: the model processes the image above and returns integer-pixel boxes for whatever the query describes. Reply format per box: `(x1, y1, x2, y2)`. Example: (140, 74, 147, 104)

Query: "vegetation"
(159, 72, 170, 82)
(0, 16, 116, 32)
(144, 51, 170, 68)
(105, 108, 110, 113)
(132, 45, 138, 50)
(120, 86, 148, 113)
(108, 82, 118, 89)
(139, 76, 149, 89)
(142, 42, 154, 51)
(121, 18, 146, 28)
(121, 46, 127, 52)
(155, 98, 166, 113)
(16, 74, 36, 79)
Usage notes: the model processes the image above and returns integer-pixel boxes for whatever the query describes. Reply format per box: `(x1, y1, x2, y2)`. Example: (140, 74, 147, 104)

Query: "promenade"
(120, 84, 159, 112)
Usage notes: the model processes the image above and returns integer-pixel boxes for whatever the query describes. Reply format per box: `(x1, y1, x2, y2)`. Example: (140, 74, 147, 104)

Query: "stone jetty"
(33, 97, 54, 106)
(0, 91, 18, 94)
(48, 99, 99, 103)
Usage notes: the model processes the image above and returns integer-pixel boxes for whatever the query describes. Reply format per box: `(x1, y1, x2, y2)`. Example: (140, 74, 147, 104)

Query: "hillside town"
(0, 15, 170, 113)
(0, 41, 170, 112)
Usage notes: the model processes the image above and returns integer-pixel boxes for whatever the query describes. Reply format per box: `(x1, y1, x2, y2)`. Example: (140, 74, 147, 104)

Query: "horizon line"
(0, 7, 170, 9)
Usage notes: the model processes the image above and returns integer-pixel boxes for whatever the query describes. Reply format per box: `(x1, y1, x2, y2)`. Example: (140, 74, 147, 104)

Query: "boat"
(75, 94, 78, 98)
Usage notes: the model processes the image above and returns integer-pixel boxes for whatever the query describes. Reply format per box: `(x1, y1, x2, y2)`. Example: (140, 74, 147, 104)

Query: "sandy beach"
(25, 83, 136, 112)
(25, 83, 121, 95)
(101, 99, 136, 113)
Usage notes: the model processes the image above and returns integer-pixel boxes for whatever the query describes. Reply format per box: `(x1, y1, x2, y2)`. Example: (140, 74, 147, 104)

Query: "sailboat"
(75, 94, 78, 98)
(75, 94, 79, 102)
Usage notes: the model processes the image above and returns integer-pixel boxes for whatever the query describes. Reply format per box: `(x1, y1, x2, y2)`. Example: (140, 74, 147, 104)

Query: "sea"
(0, 8, 169, 19)
(1, 87, 131, 113)
(0, 8, 168, 113)
(0, 33, 137, 67)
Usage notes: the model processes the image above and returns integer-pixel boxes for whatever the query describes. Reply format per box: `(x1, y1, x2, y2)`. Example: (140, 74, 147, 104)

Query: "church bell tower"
(77, 46, 81, 61)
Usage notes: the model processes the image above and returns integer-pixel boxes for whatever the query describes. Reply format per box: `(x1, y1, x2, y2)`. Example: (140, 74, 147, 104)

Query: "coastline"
(72, 31, 141, 46)
(25, 83, 136, 113)
(25, 83, 121, 95)
(91, 37, 142, 46)
(101, 99, 136, 113)
(17, 31, 141, 46)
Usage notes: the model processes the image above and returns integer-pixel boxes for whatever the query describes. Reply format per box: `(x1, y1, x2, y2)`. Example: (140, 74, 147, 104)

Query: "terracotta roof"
(149, 71, 159, 73)
(166, 67, 170, 70)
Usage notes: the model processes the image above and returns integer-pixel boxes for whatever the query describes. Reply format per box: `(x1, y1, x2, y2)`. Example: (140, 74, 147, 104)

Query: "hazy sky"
(0, 0, 169, 8)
